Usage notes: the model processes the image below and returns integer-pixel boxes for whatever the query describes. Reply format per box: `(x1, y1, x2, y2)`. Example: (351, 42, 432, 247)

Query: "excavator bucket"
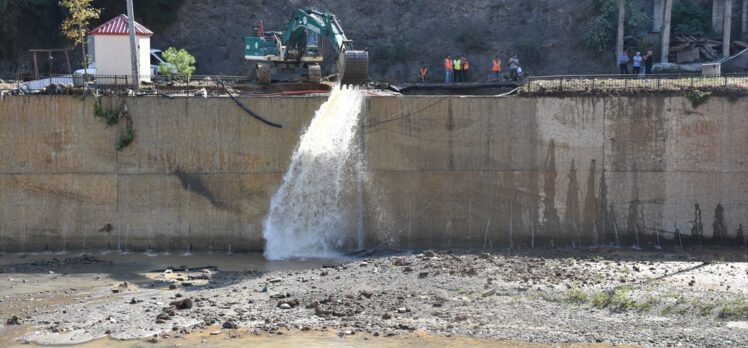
(338, 50, 369, 86)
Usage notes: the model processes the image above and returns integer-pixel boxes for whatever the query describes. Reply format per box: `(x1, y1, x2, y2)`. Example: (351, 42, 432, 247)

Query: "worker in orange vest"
(444, 55, 453, 83)
(491, 56, 502, 82)
(420, 65, 429, 83)
(462, 56, 470, 82)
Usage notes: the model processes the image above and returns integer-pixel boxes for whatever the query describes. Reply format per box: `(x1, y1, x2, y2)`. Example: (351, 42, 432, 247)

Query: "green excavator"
(244, 8, 369, 85)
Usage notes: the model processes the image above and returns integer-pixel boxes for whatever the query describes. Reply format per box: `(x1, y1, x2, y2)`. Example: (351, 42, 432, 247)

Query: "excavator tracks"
(307, 64, 322, 83)
(256, 63, 271, 85)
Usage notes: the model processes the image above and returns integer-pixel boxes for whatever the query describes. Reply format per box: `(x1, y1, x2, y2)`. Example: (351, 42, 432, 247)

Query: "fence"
(525, 74, 748, 94)
(0, 74, 249, 94)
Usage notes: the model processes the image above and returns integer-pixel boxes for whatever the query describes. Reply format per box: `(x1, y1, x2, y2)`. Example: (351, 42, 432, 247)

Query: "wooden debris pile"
(670, 35, 748, 63)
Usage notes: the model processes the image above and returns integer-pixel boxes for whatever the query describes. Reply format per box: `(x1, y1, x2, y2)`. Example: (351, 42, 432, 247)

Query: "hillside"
(0, 0, 672, 82)
(153, 0, 600, 81)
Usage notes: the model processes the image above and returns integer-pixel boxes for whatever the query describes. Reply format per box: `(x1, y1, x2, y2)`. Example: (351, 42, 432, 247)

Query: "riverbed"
(1, 249, 746, 347)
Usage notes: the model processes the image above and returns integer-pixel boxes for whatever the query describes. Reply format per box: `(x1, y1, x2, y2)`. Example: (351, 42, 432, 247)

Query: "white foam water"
(263, 85, 366, 260)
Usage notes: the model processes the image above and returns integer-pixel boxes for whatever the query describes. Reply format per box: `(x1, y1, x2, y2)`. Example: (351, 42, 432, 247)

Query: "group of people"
(440, 55, 471, 83)
(618, 50, 654, 75)
(419, 54, 523, 83)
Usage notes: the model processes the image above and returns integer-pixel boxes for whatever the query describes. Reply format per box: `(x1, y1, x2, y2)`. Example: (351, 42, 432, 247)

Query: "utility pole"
(127, 0, 139, 90)
(653, 0, 664, 32)
(616, 0, 625, 68)
(724, 0, 733, 57)
(743, 0, 748, 40)
(661, 0, 673, 63)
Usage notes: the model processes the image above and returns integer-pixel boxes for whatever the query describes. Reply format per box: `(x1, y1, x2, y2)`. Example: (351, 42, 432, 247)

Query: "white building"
(91, 14, 153, 82)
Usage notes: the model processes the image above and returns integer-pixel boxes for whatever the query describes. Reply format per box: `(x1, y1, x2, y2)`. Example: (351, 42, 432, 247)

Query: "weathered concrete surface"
(0, 94, 746, 252)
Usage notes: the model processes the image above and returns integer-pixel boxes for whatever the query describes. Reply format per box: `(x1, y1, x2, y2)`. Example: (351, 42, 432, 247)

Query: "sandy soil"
(1, 248, 747, 347)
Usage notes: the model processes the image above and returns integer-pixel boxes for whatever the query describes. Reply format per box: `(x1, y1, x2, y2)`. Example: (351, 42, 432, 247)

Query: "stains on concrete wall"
(173, 168, 229, 212)
(0, 95, 747, 252)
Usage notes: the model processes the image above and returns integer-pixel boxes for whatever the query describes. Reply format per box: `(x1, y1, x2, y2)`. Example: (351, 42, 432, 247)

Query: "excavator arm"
(282, 9, 369, 85)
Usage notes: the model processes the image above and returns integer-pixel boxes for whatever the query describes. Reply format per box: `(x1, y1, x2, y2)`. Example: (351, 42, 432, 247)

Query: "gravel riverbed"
(1, 249, 747, 347)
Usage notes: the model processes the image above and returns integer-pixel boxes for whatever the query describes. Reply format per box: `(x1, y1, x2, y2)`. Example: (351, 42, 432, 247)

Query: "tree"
(724, 0, 733, 57)
(661, 0, 673, 63)
(580, 0, 649, 54)
(615, 0, 625, 68)
(672, 0, 712, 36)
(159, 47, 196, 77)
(59, 0, 100, 74)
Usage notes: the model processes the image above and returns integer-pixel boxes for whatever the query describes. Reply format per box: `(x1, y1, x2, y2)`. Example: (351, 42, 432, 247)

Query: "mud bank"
(1, 249, 746, 347)
(1, 95, 748, 252)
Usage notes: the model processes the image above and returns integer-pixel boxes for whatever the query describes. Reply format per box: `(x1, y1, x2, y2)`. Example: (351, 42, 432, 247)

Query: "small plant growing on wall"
(93, 98, 136, 151)
(116, 128, 135, 150)
(94, 99, 119, 125)
(685, 89, 711, 108)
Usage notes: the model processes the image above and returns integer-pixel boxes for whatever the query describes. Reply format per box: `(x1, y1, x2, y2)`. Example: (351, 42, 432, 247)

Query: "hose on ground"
(219, 80, 282, 128)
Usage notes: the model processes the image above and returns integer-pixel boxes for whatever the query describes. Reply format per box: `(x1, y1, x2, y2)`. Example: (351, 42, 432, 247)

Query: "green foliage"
(636, 296, 661, 313)
(580, 0, 649, 53)
(590, 287, 635, 311)
(562, 288, 588, 304)
(672, 0, 712, 36)
(610, 288, 636, 311)
(591, 291, 612, 308)
(59, 0, 101, 46)
(94, 100, 119, 125)
(685, 90, 711, 108)
(60, 0, 101, 71)
(719, 298, 748, 319)
(116, 129, 134, 151)
(159, 47, 196, 77)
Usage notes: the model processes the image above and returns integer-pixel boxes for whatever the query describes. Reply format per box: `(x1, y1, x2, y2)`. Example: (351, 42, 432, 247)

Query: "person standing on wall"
(453, 55, 463, 83)
(632, 51, 642, 75)
(619, 51, 630, 74)
(509, 54, 519, 81)
(644, 50, 654, 75)
(444, 55, 453, 83)
(462, 56, 470, 82)
(491, 56, 502, 82)
(420, 64, 429, 82)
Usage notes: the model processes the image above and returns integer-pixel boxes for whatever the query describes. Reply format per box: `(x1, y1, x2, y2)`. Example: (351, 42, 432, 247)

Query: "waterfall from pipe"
(263, 85, 366, 260)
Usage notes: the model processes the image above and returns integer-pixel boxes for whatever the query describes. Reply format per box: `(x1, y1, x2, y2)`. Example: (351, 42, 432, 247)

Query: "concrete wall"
(0, 94, 746, 252)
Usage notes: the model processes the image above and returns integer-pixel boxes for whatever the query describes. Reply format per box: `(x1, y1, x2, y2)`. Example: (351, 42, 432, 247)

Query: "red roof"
(91, 14, 153, 36)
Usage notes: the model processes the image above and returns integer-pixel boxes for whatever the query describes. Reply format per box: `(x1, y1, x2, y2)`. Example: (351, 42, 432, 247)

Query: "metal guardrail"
(525, 73, 748, 94)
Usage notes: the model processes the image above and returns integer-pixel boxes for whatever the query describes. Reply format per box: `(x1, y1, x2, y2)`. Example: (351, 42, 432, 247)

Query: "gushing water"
(263, 85, 366, 260)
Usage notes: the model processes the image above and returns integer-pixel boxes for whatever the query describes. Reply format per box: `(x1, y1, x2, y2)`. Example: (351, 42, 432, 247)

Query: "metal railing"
(525, 73, 748, 94)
